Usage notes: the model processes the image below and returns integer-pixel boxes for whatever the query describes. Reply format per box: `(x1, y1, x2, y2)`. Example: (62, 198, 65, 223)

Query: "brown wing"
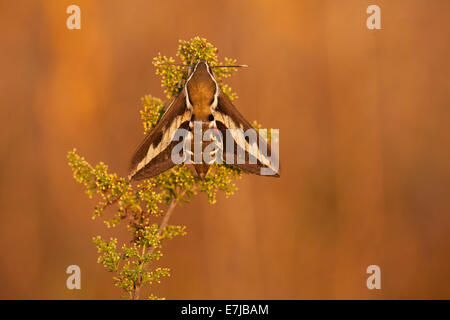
(129, 91, 192, 180)
(212, 91, 280, 177)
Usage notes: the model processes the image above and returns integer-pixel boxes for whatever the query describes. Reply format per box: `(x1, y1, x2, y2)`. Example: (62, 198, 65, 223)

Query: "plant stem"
(131, 200, 177, 299)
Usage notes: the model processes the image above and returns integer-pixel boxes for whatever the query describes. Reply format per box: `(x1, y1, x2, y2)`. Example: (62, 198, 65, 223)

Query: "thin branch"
(153, 200, 177, 252)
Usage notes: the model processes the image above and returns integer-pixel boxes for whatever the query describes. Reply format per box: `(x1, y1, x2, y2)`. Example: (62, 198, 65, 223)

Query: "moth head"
(186, 59, 211, 78)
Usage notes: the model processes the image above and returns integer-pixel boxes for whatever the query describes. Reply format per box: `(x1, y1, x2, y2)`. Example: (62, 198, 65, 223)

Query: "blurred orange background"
(1, 0, 449, 299)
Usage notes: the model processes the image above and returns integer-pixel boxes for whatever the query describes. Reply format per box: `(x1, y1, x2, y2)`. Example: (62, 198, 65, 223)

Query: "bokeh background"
(1, 0, 449, 299)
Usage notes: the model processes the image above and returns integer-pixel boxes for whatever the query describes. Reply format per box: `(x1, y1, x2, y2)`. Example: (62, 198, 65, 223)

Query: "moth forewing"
(170, 127, 191, 165)
(212, 91, 280, 177)
(128, 90, 191, 180)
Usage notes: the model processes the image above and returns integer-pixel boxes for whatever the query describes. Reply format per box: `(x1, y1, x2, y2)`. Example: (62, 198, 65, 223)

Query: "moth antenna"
(212, 64, 248, 68)
(155, 62, 189, 67)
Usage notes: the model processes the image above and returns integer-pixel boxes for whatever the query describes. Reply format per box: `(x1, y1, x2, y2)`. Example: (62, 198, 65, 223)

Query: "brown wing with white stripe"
(212, 91, 280, 177)
(129, 91, 192, 180)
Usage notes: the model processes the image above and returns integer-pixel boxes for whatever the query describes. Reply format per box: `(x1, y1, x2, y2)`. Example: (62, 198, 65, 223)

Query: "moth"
(128, 59, 279, 181)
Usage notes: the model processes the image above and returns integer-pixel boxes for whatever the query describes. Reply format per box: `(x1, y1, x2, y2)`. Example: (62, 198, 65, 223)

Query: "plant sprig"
(68, 37, 245, 299)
